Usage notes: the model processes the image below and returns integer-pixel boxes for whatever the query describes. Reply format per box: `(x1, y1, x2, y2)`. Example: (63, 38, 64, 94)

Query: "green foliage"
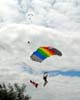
(0, 83, 31, 100)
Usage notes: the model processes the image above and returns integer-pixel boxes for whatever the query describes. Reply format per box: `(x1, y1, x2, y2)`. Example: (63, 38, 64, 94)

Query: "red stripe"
(41, 47, 56, 55)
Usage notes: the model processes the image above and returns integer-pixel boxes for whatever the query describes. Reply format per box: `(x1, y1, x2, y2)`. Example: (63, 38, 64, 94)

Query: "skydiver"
(43, 72, 48, 87)
(30, 80, 39, 88)
(27, 41, 30, 44)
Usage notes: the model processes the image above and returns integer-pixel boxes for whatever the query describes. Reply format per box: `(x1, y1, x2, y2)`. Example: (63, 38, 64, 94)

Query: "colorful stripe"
(33, 47, 56, 60)
(31, 46, 62, 62)
(37, 48, 50, 57)
(33, 51, 46, 60)
(39, 47, 55, 56)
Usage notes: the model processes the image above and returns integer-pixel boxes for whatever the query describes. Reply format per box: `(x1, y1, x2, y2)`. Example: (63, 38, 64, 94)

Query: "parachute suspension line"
(22, 62, 33, 70)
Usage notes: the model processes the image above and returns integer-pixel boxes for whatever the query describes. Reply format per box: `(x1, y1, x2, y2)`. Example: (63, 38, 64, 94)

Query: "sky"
(0, 0, 80, 100)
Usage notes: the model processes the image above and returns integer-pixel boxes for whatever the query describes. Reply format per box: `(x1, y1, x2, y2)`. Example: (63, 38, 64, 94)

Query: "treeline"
(0, 83, 31, 100)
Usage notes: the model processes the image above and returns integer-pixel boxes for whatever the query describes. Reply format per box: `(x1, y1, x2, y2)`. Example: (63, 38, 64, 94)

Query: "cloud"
(0, 23, 80, 99)
(0, 0, 80, 32)
(0, 24, 80, 70)
(21, 63, 80, 77)
(0, 0, 80, 100)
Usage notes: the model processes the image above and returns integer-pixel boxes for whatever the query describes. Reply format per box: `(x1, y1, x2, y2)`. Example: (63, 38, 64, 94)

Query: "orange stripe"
(40, 47, 55, 56)
(44, 48, 55, 55)
(42, 47, 55, 55)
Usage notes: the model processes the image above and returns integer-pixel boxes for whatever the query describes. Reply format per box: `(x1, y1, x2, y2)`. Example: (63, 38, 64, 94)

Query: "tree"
(0, 83, 31, 100)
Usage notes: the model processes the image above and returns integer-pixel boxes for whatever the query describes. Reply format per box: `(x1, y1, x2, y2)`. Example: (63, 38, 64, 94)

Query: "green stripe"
(37, 48, 50, 57)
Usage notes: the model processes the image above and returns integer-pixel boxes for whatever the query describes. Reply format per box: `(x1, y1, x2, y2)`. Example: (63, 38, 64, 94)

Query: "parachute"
(30, 46, 62, 63)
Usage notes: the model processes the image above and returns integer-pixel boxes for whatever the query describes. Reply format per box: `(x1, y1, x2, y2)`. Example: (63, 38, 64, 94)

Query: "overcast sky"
(0, 0, 80, 100)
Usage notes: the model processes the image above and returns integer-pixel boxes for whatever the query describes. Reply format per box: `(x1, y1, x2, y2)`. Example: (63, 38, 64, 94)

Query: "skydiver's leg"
(35, 83, 38, 88)
(43, 75, 48, 87)
(43, 80, 48, 87)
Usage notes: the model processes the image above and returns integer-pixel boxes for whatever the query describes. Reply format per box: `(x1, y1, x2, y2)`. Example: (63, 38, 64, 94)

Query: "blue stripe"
(21, 63, 80, 77)
(42, 70, 80, 77)
(33, 51, 46, 60)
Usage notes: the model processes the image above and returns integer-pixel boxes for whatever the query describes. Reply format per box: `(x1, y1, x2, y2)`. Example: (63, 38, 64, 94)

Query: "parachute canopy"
(30, 46, 62, 63)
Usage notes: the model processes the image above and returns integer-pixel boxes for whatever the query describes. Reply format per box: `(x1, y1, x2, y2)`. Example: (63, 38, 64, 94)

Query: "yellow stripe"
(40, 48, 52, 56)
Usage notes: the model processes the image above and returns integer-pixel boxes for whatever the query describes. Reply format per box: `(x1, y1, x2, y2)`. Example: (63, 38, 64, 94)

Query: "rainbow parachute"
(30, 46, 62, 63)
